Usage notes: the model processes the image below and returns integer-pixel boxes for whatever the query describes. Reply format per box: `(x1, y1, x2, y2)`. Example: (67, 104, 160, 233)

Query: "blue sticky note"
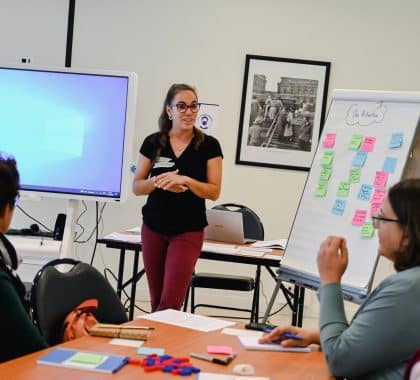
(332, 199, 346, 215)
(358, 184, 373, 201)
(389, 132, 403, 149)
(138, 347, 165, 356)
(352, 151, 368, 167)
(382, 157, 397, 173)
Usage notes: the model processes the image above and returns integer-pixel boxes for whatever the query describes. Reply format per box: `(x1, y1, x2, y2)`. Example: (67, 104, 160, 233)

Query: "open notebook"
(204, 209, 255, 244)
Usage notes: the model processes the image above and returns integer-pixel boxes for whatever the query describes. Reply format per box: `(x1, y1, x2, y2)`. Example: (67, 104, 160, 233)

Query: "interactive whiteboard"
(279, 90, 420, 302)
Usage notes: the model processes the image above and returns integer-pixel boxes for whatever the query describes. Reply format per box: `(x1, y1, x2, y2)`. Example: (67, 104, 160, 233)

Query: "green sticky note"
(70, 352, 104, 365)
(320, 151, 334, 168)
(349, 168, 361, 183)
(360, 222, 375, 238)
(319, 168, 332, 182)
(315, 183, 328, 197)
(336, 181, 350, 197)
(348, 134, 363, 150)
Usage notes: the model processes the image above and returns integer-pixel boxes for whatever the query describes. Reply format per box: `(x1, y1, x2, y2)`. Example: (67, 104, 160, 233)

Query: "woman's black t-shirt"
(140, 132, 223, 235)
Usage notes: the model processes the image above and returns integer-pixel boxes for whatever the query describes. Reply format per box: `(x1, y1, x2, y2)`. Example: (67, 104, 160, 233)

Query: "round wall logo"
(198, 114, 213, 130)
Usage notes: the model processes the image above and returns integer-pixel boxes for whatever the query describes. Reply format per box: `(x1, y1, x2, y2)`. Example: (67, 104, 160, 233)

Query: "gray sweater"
(319, 266, 420, 379)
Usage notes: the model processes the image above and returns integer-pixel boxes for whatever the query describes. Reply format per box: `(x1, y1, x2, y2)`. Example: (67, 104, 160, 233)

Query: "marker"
(190, 352, 236, 365)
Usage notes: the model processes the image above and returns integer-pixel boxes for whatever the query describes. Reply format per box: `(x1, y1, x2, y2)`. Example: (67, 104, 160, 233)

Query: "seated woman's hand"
(258, 325, 320, 347)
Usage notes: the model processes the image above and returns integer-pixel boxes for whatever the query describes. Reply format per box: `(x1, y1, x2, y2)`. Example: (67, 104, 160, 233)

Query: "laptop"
(204, 209, 255, 244)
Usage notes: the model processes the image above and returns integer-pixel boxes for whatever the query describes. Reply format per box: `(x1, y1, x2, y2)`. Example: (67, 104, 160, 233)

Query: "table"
(97, 236, 304, 325)
(0, 318, 333, 379)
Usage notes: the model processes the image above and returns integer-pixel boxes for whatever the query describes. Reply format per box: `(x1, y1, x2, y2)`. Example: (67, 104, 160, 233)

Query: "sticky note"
(382, 157, 397, 173)
(70, 352, 104, 365)
(319, 168, 332, 182)
(138, 347, 165, 356)
(370, 202, 382, 216)
(373, 171, 388, 187)
(337, 181, 350, 197)
(358, 184, 373, 201)
(349, 168, 361, 183)
(315, 183, 328, 197)
(389, 132, 403, 149)
(360, 136, 376, 152)
(207, 345, 233, 355)
(348, 134, 364, 150)
(360, 222, 375, 238)
(320, 151, 334, 168)
(352, 151, 368, 167)
(323, 133, 336, 148)
(352, 209, 367, 226)
(332, 199, 346, 215)
(371, 188, 386, 204)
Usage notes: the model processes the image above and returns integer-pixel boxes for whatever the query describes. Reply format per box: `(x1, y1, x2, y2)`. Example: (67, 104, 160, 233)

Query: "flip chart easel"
(274, 90, 420, 307)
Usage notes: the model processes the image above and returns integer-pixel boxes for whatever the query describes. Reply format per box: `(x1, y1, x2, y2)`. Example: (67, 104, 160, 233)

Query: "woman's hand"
(258, 325, 320, 347)
(317, 236, 348, 285)
(154, 170, 188, 193)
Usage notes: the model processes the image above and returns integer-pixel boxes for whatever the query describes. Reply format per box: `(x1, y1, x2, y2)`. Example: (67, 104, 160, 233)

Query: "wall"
(3, 0, 420, 317)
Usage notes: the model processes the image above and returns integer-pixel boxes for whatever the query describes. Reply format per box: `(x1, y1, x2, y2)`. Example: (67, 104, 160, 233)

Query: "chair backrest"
(30, 258, 128, 345)
(212, 203, 264, 241)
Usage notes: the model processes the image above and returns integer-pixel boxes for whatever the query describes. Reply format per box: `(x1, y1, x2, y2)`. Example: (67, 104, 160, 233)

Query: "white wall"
(3, 0, 420, 317)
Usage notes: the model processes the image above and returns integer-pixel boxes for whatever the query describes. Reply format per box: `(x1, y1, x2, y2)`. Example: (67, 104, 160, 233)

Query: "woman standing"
(133, 84, 223, 312)
(260, 178, 420, 379)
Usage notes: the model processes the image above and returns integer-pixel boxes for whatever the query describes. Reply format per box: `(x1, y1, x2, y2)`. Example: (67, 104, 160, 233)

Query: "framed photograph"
(235, 54, 330, 171)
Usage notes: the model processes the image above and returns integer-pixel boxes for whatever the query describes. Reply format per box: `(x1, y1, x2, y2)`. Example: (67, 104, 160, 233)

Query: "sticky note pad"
(332, 199, 346, 216)
(70, 352, 104, 365)
(371, 188, 386, 204)
(323, 133, 336, 148)
(374, 171, 388, 187)
(138, 347, 165, 356)
(348, 134, 363, 150)
(360, 222, 375, 238)
(337, 181, 350, 197)
(382, 157, 397, 173)
(352, 210, 367, 226)
(352, 151, 368, 167)
(349, 168, 361, 183)
(389, 132, 403, 149)
(319, 168, 332, 182)
(370, 202, 382, 216)
(360, 136, 376, 152)
(320, 151, 334, 168)
(315, 183, 328, 197)
(358, 184, 373, 201)
(207, 345, 233, 355)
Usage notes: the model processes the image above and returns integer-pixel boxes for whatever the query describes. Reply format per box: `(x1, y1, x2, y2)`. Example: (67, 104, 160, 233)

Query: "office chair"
(30, 258, 128, 345)
(187, 203, 264, 322)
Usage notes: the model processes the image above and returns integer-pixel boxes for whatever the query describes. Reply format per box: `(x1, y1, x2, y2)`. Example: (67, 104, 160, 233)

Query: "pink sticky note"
(374, 171, 388, 187)
(323, 133, 336, 148)
(352, 209, 367, 226)
(371, 188, 386, 204)
(361, 136, 376, 152)
(370, 202, 382, 216)
(207, 345, 233, 355)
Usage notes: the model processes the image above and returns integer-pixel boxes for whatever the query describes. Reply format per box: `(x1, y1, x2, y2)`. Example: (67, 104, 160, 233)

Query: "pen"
(263, 328, 303, 341)
(190, 352, 236, 365)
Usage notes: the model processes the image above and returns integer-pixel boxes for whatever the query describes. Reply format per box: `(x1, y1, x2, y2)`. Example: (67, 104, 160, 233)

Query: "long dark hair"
(0, 154, 19, 216)
(156, 83, 204, 159)
(388, 178, 420, 271)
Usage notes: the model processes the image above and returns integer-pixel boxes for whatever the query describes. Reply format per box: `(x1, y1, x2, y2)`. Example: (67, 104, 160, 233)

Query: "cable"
(74, 200, 87, 241)
(16, 205, 53, 232)
(75, 202, 106, 244)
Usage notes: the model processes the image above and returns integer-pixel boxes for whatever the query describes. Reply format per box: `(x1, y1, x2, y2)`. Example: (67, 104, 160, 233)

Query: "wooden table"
(0, 319, 332, 379)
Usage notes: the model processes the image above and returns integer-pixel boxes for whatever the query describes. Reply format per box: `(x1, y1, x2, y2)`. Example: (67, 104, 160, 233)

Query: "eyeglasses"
(170, 101, 201, 113)
(371, 213, 400, 229)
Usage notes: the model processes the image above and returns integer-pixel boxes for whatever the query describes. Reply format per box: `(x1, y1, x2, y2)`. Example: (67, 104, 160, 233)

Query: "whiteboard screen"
(283, 90, 420, 293)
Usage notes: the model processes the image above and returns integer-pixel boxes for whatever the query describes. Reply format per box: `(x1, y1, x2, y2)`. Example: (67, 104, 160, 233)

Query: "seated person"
(260, 178, 420, 379)
(0, 154, 47, 362)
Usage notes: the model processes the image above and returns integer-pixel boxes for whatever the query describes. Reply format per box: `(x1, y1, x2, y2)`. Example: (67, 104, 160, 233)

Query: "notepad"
(238, 336, 311, 352)
(37, 348, 128, 373)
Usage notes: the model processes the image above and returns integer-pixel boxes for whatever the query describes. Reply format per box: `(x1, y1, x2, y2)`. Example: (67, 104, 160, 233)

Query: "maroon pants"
(141, 223, 204, 312)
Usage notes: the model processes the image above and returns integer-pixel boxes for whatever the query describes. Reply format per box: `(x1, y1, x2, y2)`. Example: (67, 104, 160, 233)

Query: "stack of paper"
(251, 239, 287, 250)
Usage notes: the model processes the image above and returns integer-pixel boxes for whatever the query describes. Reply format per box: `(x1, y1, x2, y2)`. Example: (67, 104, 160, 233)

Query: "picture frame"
(235, 54, 330, 171)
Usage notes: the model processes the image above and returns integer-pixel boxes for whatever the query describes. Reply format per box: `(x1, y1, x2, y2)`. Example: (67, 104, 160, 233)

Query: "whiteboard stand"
(59, 199, 80, 259)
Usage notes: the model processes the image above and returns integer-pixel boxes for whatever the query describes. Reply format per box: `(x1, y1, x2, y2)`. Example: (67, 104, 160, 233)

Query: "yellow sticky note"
(360, 222, 375, 238)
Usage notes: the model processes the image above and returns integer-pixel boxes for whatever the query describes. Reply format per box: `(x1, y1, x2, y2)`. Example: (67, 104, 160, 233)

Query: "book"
(237, 336, 312, 353)
(37, 348, 128, 373)
(89, 323, 152, 340)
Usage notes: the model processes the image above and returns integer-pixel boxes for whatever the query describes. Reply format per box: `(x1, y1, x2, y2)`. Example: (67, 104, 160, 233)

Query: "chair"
(30, 258, 128, 345)
(187, 203, 264, 322)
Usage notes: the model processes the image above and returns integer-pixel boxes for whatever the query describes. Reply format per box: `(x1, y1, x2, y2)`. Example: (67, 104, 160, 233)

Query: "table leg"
(128, 249, 140, 320)
(116, 249, 126, 299)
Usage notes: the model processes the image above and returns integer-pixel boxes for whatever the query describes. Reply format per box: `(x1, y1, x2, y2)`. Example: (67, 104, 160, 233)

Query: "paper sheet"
(238, 336, 311, 352)
(139, 309, 235, 332)
(102, 232, 141, 243)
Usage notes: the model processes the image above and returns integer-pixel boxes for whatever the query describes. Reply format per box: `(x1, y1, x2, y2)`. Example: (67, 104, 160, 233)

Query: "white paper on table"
(103, 232, 141, 243)
(139, 309, 235, 332)
(238, 335, 311, 352)
(251, 239, 287, 249)
(126, 226, 141, 233)
(198, 373, 270, 380)
(109, 338, 144, 347)
(222, 328, 263, 337)
(263, 254, 282, 261)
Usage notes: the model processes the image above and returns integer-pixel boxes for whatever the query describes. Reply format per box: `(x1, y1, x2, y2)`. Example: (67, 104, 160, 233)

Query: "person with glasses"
(0, 155, 47, 362)
(133, 83, 223, 312)
(260, 178, 420, 379)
